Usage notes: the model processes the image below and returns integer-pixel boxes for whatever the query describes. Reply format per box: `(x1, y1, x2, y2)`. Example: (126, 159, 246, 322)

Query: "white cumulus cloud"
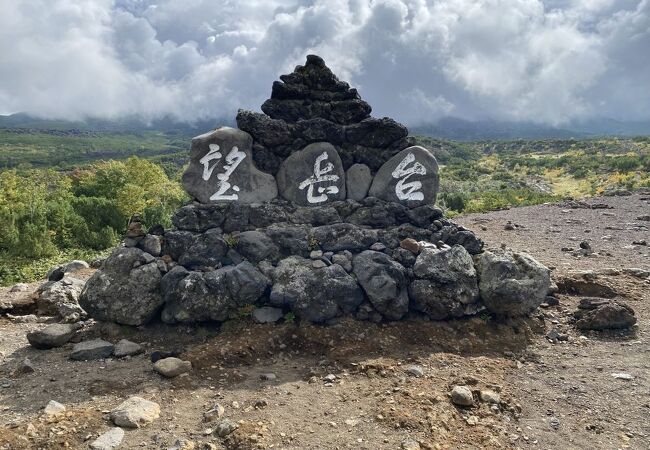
(0, 0, 648, 125)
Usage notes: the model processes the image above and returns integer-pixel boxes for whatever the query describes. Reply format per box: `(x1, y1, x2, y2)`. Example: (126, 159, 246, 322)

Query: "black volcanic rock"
(293, 118, 345, 144)
(236, 110, 292, 147)
(245, 54, 413, 170)
(345, 117, 408, 148)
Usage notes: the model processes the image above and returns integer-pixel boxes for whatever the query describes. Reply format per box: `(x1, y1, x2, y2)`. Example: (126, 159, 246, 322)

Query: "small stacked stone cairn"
(80, 55, 550, 326)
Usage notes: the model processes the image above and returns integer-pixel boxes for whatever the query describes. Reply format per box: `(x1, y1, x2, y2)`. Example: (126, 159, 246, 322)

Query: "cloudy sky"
(0, 0, 648, 125)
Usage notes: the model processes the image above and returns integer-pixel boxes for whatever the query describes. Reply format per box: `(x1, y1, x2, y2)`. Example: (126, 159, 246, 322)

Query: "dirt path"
(454, 192, 649, 272)
(0, 194, 648, 449)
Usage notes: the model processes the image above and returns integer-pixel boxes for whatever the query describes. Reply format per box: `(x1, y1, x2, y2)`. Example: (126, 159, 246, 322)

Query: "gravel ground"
(0, 194, 648, 449)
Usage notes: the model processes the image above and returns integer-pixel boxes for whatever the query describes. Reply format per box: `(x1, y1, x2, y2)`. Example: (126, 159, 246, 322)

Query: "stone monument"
(80, 55, 550, 326)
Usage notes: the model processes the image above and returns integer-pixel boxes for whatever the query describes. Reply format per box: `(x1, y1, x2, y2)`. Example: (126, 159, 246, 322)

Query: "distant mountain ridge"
(411, 117, 650, 140)
(0, 113, 234, 135)
(1, 113, 648, 140)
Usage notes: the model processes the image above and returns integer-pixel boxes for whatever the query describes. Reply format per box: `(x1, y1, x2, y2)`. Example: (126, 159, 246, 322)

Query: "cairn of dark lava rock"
(79, 55, 551, 326)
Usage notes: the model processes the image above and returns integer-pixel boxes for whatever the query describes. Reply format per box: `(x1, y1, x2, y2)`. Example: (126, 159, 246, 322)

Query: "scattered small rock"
(204, 403, 225, 421)
(110, 396, 160, 428)
(451, 385, 474, 406)
(214, 418, 239, 437)
(401, 438, 421, 450)
(344, 418, 360, 427)
(167, 438, 196, 450)
(399, 238, 420, 255)
(254, 399, 268, 409)
(544, 296, 559, 306)
(611, 372, 634, 380)
(150, 349, 183, 363)
(26, 323, 80, 349)
(405, 365, 424, 378)
(309, 250, 323, 259)
(43, 400, 66, 417)
(153, 357, 192, 378)
(70, 339, 114, 361)
(549, 417, 560, 430)
(252, 307, 283, 324)
(113, 339, 143, 357)
(9, 283, 29, 293)
(479, 390, 500, 404)
(574, 299, 637, 330)
(90, 427, 125, 450)
(17, 358, 35, 374)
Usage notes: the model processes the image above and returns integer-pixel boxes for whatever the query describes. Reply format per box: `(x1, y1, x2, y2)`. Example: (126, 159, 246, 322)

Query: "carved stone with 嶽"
(276, 142, 346, 206)
(182, 127, 278, 204)
(368, 146, 439, 206)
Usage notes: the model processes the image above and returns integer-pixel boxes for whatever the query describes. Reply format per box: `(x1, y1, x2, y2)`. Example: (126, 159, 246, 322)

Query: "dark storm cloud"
(0, 0, 648, 125)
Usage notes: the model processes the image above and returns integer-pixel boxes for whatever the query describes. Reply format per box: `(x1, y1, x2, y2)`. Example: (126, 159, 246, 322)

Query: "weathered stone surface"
(139, 234, 162, 256)
(27, 323, 80, 349)
(574, 299, 637, 330)
(182, 127, 277, 204)
(269, 256, 363, 323)
(79, 247, 164, 326)
(236, 109, 292, 147)
(290, 206, 341, 225)
(451, 386, 474, 406)
(406, 205, 444, 228)
(171, 203, 228, 232)
(345, 117, 408, 147)
(474, 249, 550, 317)
(352, 251, 409, 320)
(345, 164, 372, 201)
(215, 418, 239, 437)
(153, 357, 192, 378)
(47, 260, 89, 281)
(90, 427, 124, 450)
(311, 223, 378, 252)
(261, 98, 371, 125)
(346, 201, 408, 228)
(252, 306, 284, 324)
(177, 228, 229, 269)
(113, 339, 143, 357)
(111, 396, 160, 428)
(70, 339, 114, 360)
(163, 230, 199, 260)
(277, 142, 346, 206)
(400, 238, 420, 254)
(36, 276, 85, 319)
(410, 245, 479, 320)
(294, 118, 345, 144)
(444, 229, 484, 255)
(10, 283, 29, 293)
(235, 231, 280, 263)
(222, 202, 251, 233)
(44, 400, 66, 417)
(249, 203, 290, 228)
(160, 262, 269, 323)
(265, 225, 310, 257)
(368, 146, 439, 206)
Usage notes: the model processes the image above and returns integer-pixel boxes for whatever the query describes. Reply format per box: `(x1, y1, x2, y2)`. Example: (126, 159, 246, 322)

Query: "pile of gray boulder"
(79, 55, 551, 326)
